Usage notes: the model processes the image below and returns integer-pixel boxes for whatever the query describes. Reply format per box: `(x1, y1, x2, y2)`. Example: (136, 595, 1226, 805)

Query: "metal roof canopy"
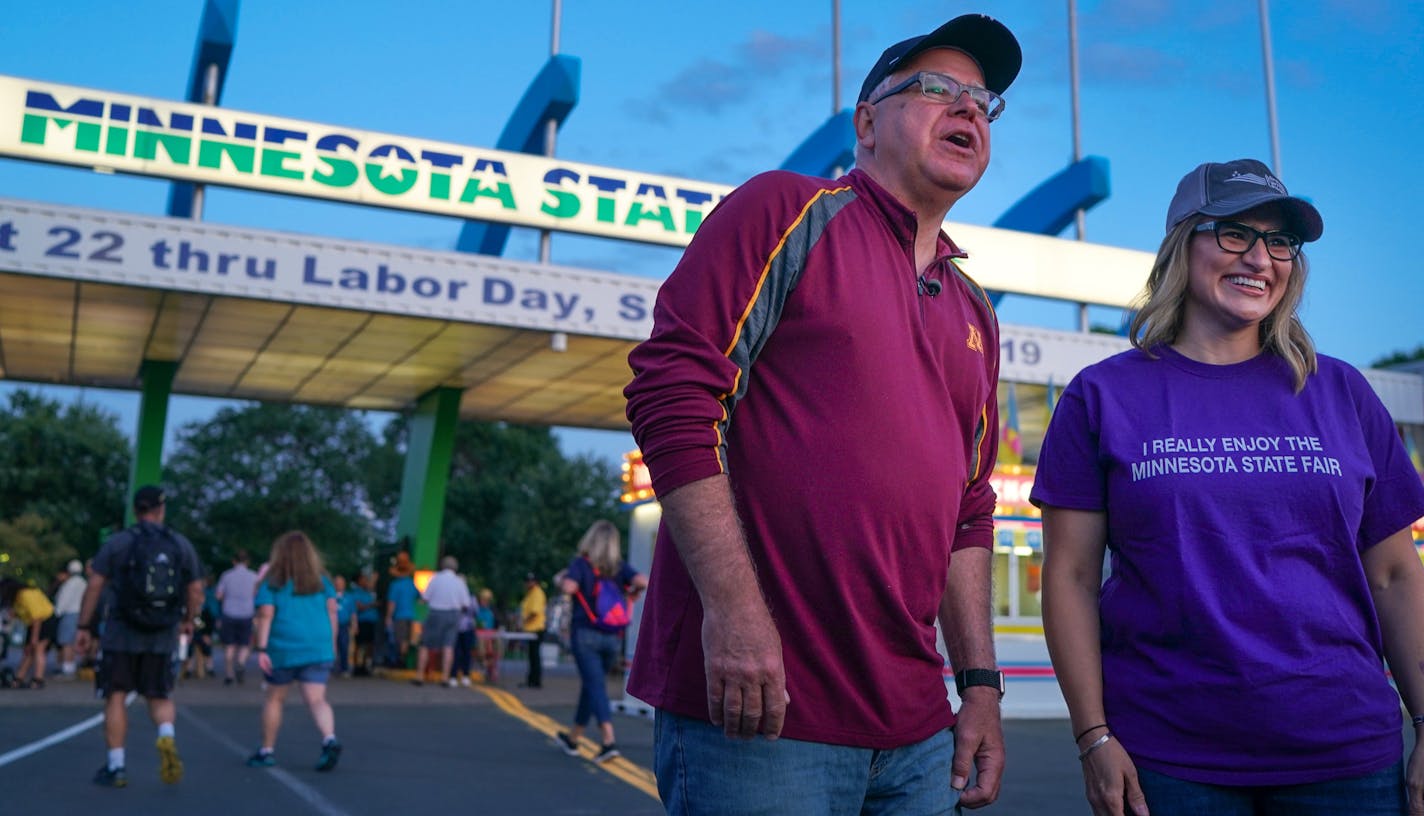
(0, 197, 655, 429)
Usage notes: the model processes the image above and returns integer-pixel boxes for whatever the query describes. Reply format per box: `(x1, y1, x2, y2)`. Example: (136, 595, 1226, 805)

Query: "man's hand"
(701, 603, 789, 739)
(75, 628, 92, 654)
(950, 690, 1005, 809)
(256, 651, 272, 676)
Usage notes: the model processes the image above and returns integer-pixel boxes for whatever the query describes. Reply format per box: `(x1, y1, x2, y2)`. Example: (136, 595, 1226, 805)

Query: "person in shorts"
(246, 530, 341, 772)
(75, 485, 204, 788)
(411, 555, 470, 687)
(215, 549, 259, 685)
(52, 560, 87, 678)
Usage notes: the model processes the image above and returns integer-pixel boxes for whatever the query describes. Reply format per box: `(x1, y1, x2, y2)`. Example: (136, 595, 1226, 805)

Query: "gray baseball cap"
(1165, 158, 1322, 242)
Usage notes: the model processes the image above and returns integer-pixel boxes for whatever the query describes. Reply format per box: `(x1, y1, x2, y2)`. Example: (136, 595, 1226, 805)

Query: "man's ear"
(852, 101, 876, 153)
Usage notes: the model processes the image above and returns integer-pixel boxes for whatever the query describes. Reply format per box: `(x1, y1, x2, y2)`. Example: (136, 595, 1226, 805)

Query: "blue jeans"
(654, 710, 961, 815)
(1136, 762, 1405, 816)
(570, 627, 621, 728)
(335, 626, 350, 673)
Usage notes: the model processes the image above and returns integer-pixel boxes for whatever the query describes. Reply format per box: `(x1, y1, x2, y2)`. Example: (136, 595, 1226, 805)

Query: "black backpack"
(116, 523, 187, 631)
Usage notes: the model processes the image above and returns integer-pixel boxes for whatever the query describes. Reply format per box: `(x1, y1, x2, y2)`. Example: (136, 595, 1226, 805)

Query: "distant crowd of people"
(0, 482, 635, 791)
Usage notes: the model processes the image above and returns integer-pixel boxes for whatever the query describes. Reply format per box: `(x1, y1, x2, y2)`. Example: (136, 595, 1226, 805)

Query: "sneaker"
(555, 731, 580, 757)
(594, 743, 621, 763)
(235, 666, 246, 684)
(315, 739, 342, 772)
(409, 679, 424, 687)
(246, 750, 275, 768)
(459, 676, 471, 687)
(446, 678, 458, 688)
(156, 735, 183, 784)
(93, 765, 128, 788)
(223, 676, 234, 686)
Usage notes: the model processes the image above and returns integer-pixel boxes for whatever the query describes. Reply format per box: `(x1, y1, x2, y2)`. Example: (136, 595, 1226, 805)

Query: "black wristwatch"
(954, 668, 1005, 700)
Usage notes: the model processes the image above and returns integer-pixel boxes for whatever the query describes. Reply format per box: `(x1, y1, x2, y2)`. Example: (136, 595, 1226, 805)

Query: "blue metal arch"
(167, 0, 240, 218)
(779, 110, 854, 178)
(993, 156, 1109, 235)
(986, 156, 1111, 305)
(457, 54, 581, 257)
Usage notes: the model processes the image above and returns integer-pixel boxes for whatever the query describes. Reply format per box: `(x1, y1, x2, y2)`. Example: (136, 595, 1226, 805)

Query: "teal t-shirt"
(388, 576, 418, 620)
(255, 576, 335, 669)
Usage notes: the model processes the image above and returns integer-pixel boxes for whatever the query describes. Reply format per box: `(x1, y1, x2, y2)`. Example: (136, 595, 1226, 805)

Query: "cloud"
(1081, 42, 1187, 85)
(1092, 0, 1176, 28)
(628, 29, 825, 121)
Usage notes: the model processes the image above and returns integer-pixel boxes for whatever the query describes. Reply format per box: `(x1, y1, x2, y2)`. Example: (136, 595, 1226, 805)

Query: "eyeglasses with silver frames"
(869, 71, 1006, 122)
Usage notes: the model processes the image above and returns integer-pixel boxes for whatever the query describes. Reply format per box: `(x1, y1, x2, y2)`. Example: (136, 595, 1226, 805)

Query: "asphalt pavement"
(0, 657, 1102, 815)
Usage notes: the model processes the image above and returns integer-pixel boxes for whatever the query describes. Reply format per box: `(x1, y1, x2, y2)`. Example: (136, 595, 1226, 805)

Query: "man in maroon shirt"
(624, 13, 1019, 814)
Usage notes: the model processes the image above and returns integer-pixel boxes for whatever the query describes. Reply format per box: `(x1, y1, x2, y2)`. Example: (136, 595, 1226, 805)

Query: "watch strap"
(954, 668, 1005, 698)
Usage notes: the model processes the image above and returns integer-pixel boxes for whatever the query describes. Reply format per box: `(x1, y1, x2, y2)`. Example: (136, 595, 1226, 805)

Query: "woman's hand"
(1080, 737, 1149, 816)
(1406, 738, 1424, 815)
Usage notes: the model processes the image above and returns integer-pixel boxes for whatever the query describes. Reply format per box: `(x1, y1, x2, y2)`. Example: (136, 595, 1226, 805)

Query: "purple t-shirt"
(1032, 346, 1424, 786)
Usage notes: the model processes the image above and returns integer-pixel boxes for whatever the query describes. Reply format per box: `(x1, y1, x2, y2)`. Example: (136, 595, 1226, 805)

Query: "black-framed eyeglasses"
(1194, 220, 1302, 262)
(869, 71, 1006, 122)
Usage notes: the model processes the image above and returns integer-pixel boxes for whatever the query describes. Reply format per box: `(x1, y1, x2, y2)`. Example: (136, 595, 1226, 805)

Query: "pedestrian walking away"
(215, 549, 259, 686)
(247, 530, 342, 772)
(1035, 159, 1424, 816)
(623, 12, 1021, 814)
(74, 484, 205, 788)
(556, 520, 647, 765)
(412, 555, 470, 688)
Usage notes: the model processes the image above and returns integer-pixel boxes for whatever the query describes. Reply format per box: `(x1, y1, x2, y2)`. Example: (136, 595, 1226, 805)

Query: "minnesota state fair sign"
(0, 75, 732, 247)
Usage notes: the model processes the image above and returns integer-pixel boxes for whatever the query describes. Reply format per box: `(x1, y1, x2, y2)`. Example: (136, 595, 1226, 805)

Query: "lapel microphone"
(918, 276, 942, 297)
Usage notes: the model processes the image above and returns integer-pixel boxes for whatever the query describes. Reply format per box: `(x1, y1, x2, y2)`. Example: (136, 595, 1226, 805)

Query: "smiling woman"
(1034, 158, 1424, 816)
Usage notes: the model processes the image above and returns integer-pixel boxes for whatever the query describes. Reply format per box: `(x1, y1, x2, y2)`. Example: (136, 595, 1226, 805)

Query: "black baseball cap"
(858, 14, 1022, 103)
(133, 485, 166, 512)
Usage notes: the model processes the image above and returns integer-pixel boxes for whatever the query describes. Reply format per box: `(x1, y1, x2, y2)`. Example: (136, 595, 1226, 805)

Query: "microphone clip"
(918, 276, 942, 297)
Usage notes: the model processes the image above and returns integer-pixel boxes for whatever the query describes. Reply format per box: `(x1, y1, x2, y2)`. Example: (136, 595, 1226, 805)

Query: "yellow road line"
(386, 669, 657, 799)
(474, 685, 660, 799)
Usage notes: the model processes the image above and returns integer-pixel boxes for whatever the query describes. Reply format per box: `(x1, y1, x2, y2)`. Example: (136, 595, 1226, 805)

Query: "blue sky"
(0, 0, 1420, 465)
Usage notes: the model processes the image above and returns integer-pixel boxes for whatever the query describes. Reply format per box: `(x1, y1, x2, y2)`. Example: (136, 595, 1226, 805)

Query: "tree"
(0, 389, 130, 561)
(1371, 345, 1424, 369)
(162, 403, 383, 576)
(371, 420, 625, 606)
(0, 513, 76, 585)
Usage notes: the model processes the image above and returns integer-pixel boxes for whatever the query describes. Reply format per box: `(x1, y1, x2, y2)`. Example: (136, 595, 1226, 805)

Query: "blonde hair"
(577, 520, 623, 575)
(1129, 215, 1316, 392)
(264, 530, 327, 595)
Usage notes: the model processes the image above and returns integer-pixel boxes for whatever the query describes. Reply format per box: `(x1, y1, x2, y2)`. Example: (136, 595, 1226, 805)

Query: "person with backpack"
(75, 485, 204, 789)
(554, 520, 647, 763)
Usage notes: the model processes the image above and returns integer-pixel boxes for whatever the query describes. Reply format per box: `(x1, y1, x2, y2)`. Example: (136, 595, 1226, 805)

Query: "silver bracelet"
(1077, 732, 1113, 761)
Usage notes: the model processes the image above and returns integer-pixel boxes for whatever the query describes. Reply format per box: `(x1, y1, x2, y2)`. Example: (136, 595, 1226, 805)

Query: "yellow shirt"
(13, 587, 54, 624)
(520, 585, 547, 633)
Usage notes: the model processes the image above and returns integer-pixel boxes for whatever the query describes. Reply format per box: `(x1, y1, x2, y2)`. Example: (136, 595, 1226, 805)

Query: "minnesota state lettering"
(1131, 435, 1341, 482)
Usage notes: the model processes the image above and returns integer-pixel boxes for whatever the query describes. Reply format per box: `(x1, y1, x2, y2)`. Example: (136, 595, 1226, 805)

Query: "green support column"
(396, 387, 462, 569)
(127, 359, 177, 526)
